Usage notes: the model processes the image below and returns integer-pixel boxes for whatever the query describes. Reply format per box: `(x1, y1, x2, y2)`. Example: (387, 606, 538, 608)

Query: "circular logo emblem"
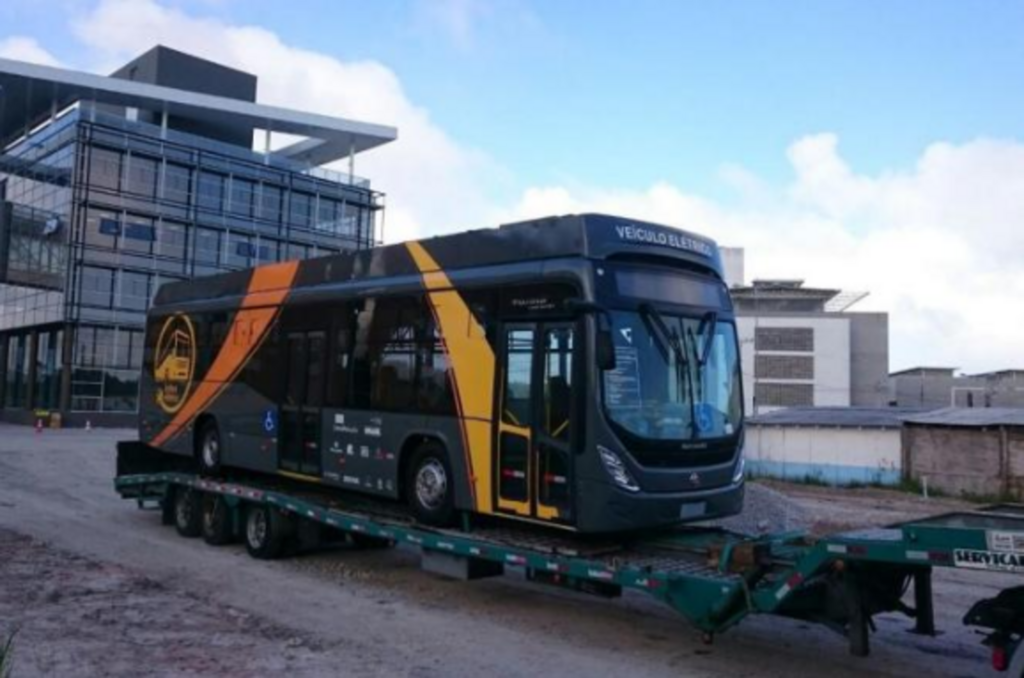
(153, 314, 196, 414)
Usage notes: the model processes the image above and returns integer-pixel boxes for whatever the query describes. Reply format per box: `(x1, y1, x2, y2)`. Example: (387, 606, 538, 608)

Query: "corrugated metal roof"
(901, 407, 1024, 427)
(747, 407, 932, 429)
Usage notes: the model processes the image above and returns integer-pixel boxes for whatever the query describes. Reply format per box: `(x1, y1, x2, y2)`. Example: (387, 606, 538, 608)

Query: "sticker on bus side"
(953, 548, 1024, 574)
(987, 530, 1024, 555)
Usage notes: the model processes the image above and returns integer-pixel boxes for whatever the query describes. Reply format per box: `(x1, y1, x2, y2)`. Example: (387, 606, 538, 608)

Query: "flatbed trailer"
(115, 442, 1024, 673)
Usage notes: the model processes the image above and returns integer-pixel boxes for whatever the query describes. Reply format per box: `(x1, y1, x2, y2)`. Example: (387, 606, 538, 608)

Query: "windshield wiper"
(641, 304, 698, 438)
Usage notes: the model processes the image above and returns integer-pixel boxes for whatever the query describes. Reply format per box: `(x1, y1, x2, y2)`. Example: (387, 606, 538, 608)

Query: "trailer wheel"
(201, 494, 233, 546)
(407, 441, 456, 527)
(244, 505, 290, 560)
(173, 487, 202, 538)
(196, 418, 222, 475)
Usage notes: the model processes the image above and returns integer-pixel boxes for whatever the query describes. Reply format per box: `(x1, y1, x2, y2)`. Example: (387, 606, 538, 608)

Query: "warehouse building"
(0, 46, 396, 424)
(889, 367, 1024, 409)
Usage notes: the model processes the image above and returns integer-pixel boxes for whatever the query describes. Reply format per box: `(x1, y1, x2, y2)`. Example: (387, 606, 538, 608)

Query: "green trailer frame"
(114, 442, 1024, 672)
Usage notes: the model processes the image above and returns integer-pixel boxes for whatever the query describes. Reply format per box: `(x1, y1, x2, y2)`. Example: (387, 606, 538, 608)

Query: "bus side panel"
(319, 409, 472, 508)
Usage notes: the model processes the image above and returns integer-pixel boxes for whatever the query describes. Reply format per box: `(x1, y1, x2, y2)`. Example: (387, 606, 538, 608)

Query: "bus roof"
(154, 213, 724, 307)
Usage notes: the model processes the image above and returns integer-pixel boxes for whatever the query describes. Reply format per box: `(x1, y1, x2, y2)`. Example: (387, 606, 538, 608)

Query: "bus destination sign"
(614, 224, 714, 258)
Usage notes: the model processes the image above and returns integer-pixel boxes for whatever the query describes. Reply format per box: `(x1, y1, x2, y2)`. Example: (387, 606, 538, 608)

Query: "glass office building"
(0, 46, 396, 424)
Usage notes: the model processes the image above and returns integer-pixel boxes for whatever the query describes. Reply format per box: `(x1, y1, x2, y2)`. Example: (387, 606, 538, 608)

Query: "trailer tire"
(407, 441, 456, 527)
(196, 418, 222, 476)
(173, 487, 202, 538)
(161, 487, 176, 526)
(201, 494, 233, 546)
(244, 505, 290, 560)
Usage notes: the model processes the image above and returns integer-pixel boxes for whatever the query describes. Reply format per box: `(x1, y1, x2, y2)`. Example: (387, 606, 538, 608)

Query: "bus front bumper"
(575, 478, 745, 534)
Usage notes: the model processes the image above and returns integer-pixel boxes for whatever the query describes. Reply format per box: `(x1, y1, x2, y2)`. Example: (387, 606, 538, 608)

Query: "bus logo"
(154, 314, 196, 414)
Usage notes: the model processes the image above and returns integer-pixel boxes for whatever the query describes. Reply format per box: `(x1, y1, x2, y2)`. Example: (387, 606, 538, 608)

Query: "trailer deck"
(115, 441, 1024, 672)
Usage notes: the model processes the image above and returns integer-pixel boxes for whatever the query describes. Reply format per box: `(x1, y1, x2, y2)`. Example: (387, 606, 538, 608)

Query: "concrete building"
(745, 407, 920, 486)
(0, 46, 396, 424)
(902, 407, 1024, 499)
(890, 367, 1024, 409)
(731, 278, 889, 414)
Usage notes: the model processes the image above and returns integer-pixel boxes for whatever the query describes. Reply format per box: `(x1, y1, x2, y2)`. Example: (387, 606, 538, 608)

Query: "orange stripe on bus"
(151, 261, 300, 448)
(405, 241, 495, 514)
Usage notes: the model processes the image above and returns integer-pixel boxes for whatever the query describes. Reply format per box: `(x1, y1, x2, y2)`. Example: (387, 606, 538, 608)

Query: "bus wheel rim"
(415, 459, 447, 510)
(203, 434, 219, 468)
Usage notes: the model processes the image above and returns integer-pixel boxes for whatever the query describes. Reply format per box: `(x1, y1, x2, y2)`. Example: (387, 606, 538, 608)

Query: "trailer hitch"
(964, 586, 1024, 672)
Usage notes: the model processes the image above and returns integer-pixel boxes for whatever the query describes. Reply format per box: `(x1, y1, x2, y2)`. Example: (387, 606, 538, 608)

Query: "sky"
(1, 0, 1022, 374)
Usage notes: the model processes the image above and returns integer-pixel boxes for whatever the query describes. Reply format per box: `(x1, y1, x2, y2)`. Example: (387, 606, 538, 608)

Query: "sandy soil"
(0, 425, 1020, 677)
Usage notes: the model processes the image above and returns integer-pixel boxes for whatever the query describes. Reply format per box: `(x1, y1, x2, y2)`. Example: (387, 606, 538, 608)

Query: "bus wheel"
(174, 487, 203, 538)
(244, 505, 289, 560)
(197, 418, 222, 475)
(201, 494, 233, 546)
(407, 441, 456, 527)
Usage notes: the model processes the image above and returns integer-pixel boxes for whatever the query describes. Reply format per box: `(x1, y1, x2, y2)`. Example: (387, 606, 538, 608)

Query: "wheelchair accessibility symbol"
(263, 409, 277, 434)
(695, 404, 713, 434)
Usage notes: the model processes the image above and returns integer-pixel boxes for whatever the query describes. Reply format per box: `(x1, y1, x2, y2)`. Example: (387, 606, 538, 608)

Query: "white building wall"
(745, 425, 902, 485)
(736, 315, 851, 414)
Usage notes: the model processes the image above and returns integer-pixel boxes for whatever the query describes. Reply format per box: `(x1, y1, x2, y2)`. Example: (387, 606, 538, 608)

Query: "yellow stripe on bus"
(405, 241, 495, 515)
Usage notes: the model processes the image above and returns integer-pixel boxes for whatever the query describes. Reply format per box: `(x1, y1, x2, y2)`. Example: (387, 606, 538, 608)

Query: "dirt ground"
(1, 425, 1021, 677)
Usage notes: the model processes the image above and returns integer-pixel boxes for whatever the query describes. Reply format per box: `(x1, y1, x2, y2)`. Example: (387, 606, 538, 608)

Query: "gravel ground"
(1, 425, 1021, 677)
(704, 482, 810, 535)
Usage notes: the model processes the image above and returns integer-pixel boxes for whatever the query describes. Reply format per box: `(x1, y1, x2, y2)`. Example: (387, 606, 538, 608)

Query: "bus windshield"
(602, 309, 742, 442)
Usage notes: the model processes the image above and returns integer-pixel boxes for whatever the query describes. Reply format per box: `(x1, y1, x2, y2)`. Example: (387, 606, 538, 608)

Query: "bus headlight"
(598, 446, 640, 493)
(732, 457, 745, 484)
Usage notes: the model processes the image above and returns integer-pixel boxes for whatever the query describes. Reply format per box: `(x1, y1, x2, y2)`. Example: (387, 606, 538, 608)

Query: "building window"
(121, 216, 156, 255)
(89, 148, 122, 191)
(124, 154, 158, 199)
(163, 163, 192, 204)
(195, 228, 221, 265)
(289, 192, 313, 229)
(80, 267, 115, 308)
(260, 185, 283, 223)
(755, 382, 814, 407)
(756, 354, 814, 380)
(229, 177, 255, 218)
(755, 327, 814, 352)
(197, 171, 226, 212)
(158, 221, 188, 261)
(118, 271, 150, 311)
(286, 242, 309, 261)
(226, 232, 253, 268)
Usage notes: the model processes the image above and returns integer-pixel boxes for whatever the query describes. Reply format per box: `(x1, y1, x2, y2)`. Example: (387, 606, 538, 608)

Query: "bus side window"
(327, 303, 352, 407)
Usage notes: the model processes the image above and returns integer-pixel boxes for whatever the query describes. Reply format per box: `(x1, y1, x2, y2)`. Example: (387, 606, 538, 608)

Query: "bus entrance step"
(422, 550, 505, 581)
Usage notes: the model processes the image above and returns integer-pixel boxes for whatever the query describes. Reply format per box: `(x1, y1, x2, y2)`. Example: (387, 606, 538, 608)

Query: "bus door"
(496, 322, 576, 524)
(280, 330, 327, 477)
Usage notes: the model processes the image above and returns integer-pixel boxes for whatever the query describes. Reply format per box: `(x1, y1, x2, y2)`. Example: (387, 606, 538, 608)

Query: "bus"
(140, 214, 745, 534)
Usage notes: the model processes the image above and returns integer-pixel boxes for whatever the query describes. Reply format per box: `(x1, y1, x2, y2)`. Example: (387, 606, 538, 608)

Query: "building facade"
(731, 279, 890, 414)
(0, 46, 396, 424)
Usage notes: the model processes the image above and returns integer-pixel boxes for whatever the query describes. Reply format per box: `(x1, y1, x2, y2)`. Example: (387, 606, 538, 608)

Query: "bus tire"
(201, 494, 233, 546)
(173, 487, 203, 538)
(244, 505, 289, 560)
(406, 441, 456, 527)
(196, 417, 222, 476)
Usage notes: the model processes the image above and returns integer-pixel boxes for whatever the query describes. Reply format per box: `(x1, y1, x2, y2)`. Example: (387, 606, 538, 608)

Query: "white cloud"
(0, 36, 61, 66)
(505, 134, 1024, 374)
(71, 0, 501, 243)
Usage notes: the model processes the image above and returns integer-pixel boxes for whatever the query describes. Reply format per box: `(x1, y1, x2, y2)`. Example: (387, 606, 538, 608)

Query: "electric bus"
(139, 214, 745, 533)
